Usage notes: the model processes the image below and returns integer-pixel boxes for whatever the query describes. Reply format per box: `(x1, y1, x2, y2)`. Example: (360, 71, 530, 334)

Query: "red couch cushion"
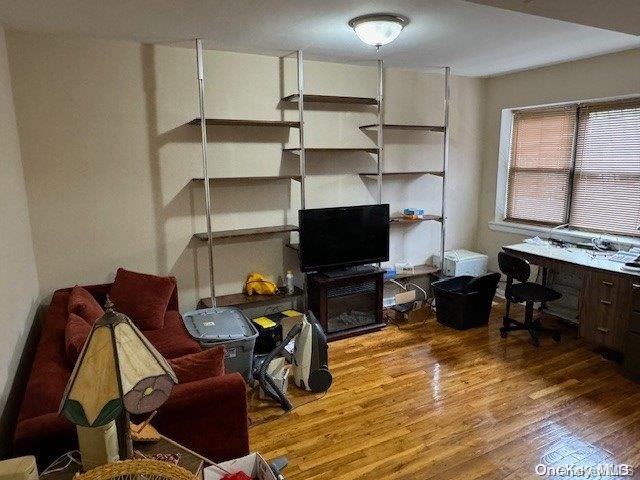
(68, 286, 104, 324)
(143, 311, 201, 359)
(169, 346, 225, 383)
(109, 268, 176, 330)
(64, 313, 92, 366)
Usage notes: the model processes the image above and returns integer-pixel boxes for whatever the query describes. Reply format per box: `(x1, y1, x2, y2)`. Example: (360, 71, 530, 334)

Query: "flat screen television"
(298, 204, 390, 272)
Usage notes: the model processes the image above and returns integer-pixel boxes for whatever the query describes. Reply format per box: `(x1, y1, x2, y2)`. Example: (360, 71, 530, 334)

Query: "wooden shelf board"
(284, 147, 380, 154)
(187, 118, 300, 128)
(199, 286, 303, 309)
(281, 94, 378, 106)
(387, 264, 440, 280)
(194, 224, 298, 241)
(390, 215, 443, 224)
(360, 123, 445, 132)
(192, 175, 301, 183)
(359, 171, 444, 178)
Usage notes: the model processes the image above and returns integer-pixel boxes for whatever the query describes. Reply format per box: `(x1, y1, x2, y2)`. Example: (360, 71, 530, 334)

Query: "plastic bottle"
(285, 270, 294, 294)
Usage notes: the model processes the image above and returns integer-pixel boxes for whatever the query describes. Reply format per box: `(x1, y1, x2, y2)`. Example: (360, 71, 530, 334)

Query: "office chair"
(498, 252, 562, 346)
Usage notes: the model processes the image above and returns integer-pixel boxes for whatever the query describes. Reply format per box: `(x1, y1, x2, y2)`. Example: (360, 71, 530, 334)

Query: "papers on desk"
(523, 236, 550, 246)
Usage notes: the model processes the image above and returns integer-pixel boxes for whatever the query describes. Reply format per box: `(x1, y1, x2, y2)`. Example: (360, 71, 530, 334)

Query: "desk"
(503, 243, 640, 360)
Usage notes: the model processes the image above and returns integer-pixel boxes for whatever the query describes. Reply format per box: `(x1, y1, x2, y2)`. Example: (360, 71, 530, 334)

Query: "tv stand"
(307, 268, 385, 341)
(321, 265, 379, 278)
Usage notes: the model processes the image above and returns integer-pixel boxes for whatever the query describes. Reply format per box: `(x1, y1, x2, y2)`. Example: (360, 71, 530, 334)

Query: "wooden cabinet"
(624, 281, 640, 375)
(579, 271, 631, 351)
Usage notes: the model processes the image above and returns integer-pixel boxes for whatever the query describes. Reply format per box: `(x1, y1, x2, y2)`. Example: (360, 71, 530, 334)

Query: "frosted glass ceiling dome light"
(348, 14, 409, 48)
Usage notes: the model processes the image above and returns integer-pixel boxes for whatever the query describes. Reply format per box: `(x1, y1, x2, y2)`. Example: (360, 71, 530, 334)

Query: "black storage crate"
(432, 273, 500, 330)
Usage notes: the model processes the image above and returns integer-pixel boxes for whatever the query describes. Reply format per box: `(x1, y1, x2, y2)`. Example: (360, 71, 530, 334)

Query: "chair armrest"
(153, 373, 249, 462)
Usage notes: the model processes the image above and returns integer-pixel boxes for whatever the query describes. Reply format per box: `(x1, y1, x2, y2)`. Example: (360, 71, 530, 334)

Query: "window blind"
(506, 107, 576, 225)
(569, 101, 640, 236)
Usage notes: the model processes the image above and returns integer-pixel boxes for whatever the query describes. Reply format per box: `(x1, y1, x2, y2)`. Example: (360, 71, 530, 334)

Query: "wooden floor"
(248, 302, 640, 479)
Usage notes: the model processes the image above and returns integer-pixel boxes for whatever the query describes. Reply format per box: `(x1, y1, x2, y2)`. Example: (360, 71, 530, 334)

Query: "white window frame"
(491, 93, 640, 249)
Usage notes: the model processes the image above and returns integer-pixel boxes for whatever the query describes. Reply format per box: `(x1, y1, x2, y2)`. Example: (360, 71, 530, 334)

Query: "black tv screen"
(298, 204, 390, 272)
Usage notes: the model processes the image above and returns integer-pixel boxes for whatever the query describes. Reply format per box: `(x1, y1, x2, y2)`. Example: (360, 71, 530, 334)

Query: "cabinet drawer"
(624, 331, 640, 375)
(632, 282, 640, 312)
(595, 272, 619, 303)
(629, 310, 640, 334)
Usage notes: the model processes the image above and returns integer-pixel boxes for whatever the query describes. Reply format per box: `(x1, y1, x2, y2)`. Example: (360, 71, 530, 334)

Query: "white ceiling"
(0, 0, 638, 76)
(467, 0, 640, 36)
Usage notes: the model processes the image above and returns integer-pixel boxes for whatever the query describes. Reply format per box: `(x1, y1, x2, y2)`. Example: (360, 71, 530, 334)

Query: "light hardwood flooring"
(248, 302, 640, 479)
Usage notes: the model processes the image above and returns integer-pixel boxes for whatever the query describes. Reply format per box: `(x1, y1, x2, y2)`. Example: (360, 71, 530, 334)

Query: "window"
(505, 100, 640, 236)
(506, 107, 576, 225)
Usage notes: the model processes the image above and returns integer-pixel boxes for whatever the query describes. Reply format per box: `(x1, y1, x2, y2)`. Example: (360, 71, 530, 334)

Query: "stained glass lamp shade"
(59, 302, 178, 428)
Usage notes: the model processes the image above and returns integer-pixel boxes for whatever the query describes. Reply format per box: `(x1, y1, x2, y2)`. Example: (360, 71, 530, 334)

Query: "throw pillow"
(65, 313, 92, 366)
(109, 268, 176, 330)
(168, 346, 225, 383)
(68, 285, 104, 325)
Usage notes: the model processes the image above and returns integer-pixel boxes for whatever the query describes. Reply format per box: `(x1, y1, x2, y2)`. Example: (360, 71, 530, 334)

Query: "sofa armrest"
(13, 413, 76, 467)
(153, 373, 249, 462)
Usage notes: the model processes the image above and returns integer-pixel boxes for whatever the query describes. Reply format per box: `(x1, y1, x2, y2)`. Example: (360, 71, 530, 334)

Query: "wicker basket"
(74, 459, 195, 480)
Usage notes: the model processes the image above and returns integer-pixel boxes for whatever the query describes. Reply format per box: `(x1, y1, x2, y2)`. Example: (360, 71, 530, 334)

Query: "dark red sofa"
(12, 282, 249, 465)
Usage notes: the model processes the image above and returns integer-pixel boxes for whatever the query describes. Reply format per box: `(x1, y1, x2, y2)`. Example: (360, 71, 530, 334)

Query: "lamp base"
(77, 421, 119, 471)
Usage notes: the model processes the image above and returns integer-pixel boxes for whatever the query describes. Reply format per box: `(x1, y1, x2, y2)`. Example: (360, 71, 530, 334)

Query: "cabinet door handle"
(601, 280, 613, 286)
(597, 327, 609, 334)
(600, 299, 612, 305)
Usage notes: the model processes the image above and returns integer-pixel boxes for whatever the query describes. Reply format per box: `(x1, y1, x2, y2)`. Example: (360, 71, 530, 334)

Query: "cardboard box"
(204, 453, 277, 480)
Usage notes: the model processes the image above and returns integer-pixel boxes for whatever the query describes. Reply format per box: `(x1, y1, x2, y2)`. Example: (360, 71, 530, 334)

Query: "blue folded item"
(403, 208, 424, 216)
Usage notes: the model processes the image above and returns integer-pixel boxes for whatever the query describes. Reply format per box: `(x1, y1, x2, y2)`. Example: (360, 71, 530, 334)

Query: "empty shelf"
(187, 118, 300, 128)
(199, 286, 303, 309)
(360, 124, 445, 132)
(194, 224, 298, 241)
(281, 94, 378, 105)
(284, 147, 380, 154)
(192, 175, 301, 182)
(359, 171, 444, 178)
(390, 215, 443, 223)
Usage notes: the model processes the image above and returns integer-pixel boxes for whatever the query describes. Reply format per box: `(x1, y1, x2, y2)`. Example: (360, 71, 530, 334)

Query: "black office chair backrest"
(462, 272, 501, 294)
(498, 252, 530, 283)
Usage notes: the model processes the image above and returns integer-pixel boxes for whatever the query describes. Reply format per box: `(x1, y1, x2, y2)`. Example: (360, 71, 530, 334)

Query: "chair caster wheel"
(500, 330, 508, 339)
(553, 333, 561, 342)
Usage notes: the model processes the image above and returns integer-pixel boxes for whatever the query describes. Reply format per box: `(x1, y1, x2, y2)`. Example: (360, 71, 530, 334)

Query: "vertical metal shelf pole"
(196, 39, 217, 307)
(440, 67, 451, 272)
(376, 59, 384, 204)
(297, 50, 306, 210)
(296, 49, 308, 310)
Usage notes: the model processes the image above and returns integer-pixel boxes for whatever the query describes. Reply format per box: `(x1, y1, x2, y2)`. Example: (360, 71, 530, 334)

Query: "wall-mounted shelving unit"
(187, 40, 450, 308)
(190, 40, 306, 309)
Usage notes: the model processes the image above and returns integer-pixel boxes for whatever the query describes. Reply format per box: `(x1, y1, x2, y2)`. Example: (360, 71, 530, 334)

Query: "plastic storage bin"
(182, 307, 259, 381)
(432, 273, 500, 330)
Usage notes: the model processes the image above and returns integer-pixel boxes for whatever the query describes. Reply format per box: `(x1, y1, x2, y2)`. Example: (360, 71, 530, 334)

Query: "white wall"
(476, 48, 640, 270)
(6, 30, 484, 310)
(0, 25, 39, 450)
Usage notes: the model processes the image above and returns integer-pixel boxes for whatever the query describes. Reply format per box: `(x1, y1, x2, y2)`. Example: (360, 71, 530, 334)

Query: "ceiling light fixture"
(348, 13, 409, 50)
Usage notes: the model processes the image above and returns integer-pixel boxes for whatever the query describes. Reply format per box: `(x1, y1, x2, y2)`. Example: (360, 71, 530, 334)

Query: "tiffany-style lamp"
(59, 299, 178, 466)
